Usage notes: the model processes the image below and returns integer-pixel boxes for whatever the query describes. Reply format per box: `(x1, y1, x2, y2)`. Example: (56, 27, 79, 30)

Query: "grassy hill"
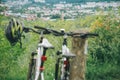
(0, 10, 120, 80)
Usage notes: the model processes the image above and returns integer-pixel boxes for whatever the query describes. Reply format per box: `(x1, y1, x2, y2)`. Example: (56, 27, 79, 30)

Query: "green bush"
(86, 14, 120, 80)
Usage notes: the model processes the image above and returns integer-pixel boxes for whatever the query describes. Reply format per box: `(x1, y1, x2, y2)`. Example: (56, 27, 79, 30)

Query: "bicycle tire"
(55, 58, 61, 80)
(27, 52, 37, 80)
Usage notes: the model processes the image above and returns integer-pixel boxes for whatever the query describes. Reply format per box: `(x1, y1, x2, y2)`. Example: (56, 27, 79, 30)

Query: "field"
(0, 11, 120, 80)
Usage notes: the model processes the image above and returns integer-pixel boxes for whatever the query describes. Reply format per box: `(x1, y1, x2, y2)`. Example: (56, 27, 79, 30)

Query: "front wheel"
(27, 52, 37, 80)
(55, 57, 64, 80)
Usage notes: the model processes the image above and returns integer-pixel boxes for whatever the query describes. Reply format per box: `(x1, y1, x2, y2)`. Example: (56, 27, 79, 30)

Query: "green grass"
(0, 14, 120, 80)
(86, 61, 120, 80)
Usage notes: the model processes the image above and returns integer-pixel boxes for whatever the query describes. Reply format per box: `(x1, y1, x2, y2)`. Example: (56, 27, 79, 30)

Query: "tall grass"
(0, 13, 120, 80)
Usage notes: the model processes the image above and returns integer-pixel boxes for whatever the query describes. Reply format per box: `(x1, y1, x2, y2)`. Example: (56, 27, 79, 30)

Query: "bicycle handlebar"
(23, 26, 98, 38)
(73, 33, 98, 38)
(23, 27, 40, 34)
(34, 26, 78, 36)
(34, 26, 62, 36)
(23, 26, 51, 34)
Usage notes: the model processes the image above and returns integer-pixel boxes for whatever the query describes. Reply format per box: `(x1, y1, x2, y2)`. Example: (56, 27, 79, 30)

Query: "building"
(34, 0, 45, 3)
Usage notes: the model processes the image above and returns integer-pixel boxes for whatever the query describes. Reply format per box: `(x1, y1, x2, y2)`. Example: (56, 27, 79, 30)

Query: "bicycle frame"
(55, 33, 75, 80)
(35, 34, 54, 80)
(35, 39, 44, 80)
(27, 30, 54, 80)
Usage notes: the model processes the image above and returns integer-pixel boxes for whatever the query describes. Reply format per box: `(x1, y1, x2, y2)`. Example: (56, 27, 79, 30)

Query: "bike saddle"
(62, 52, 76, 58)
(62, 45, 76, 58)
(38, 38, 54, 49)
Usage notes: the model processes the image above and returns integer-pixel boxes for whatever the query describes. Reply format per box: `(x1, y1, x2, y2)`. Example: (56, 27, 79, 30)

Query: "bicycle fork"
(61, 57, 70, 80)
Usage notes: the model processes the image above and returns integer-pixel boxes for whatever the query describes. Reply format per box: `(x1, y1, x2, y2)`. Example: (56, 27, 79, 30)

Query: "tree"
(0, 6, 7, 12)
(90, 15, 120, 64)
(37, 13, 41, 18)
(51, 14, 61, 19)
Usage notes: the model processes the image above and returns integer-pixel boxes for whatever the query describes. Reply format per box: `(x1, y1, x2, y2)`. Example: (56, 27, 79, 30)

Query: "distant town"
(0, 0, 120, 21)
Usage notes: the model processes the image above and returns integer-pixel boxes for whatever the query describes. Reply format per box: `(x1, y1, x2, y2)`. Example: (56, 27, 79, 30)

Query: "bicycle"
(25, 26, 71, 80)
(50, 29, 99, 80)
(54, 29, 76, 80)
(5, 19, 56, 80)
(23, 26, 56, 80)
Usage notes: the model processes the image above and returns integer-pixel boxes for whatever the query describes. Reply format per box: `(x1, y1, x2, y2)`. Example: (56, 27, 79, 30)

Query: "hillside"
(0, 9, 120, 79)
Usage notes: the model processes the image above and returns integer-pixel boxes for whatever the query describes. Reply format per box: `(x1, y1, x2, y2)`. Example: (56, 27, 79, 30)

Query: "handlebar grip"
(87, 33, 99, 37)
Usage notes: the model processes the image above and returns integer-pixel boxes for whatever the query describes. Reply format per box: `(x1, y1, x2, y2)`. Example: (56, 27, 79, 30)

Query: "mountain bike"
(54, 29, 76, 80)
(25, 26, 69, 80)
(5, 20, 56, 80)
(24, 26, 56, 80)
(52, 29, 99, 80)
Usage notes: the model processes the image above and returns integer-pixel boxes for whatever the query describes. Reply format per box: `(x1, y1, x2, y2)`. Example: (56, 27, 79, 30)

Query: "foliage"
(0, 11, 120, 80)
(50, 14, 61, 19)
(0, 6, 7, 12)
(86, 14, 120, 79)
(90, 14, 120, 64)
